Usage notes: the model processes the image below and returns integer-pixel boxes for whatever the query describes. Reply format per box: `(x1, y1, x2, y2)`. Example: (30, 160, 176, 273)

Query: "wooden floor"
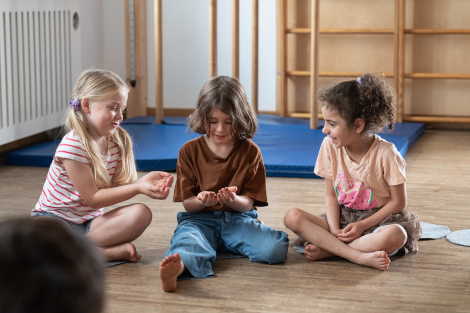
(1, 129, 470, 312)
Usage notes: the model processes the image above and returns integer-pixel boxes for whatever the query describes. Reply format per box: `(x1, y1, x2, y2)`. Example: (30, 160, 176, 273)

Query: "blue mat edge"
(4, 117, 424, 178)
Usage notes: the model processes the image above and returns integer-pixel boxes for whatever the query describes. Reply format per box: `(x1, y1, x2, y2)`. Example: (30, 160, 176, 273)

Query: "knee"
(173, 226, 204, 243)
(384, 225, 407, 251)
(284, 207, 304, 231)
(132, 203, 152, 229)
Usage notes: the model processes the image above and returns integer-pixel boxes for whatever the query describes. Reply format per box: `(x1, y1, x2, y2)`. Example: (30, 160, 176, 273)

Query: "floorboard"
(0, 130, 469, 312)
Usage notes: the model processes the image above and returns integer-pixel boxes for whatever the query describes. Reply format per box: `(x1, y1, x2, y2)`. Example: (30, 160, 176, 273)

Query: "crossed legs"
(87, 203, 152, 262)
(284, 208, 407, 270)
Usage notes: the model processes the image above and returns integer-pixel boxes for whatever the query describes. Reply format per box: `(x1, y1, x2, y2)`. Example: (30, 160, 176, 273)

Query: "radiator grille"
(0, 1, 81, 146)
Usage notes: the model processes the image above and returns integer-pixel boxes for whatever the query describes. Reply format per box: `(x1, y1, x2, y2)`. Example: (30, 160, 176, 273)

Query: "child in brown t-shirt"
(159, 76, 288, 292)
(284, 73, 421, 270)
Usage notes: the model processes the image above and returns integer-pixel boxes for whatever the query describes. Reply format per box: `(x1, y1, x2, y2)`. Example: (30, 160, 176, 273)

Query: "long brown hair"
(188, 76, 258, 140)
(64, 69, 137, 188)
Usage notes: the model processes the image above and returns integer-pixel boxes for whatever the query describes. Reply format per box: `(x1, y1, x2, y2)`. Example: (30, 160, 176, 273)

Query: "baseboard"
(146, 108, 195, 117)
(145, 108, 280, 117)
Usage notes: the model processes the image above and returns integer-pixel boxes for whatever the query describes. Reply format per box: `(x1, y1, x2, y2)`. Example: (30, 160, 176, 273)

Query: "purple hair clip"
(357, 77, 362, 85)
(69, 99, 80, 111)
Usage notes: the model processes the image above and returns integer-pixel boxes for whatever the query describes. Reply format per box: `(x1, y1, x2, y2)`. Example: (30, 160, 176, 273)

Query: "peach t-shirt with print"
(314, 134, 406, 210)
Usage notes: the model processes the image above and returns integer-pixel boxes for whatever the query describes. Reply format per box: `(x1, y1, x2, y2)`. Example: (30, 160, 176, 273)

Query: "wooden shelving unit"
(277, 0, 470, 128)
(396, 0, 470, 124)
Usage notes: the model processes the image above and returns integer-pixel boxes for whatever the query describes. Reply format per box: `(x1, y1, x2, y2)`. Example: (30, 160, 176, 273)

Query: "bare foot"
(101, 242, 141, 262)
(160, 253, 184, 292)
(304, 244, 335, 261)
(357, 251, 390, 271)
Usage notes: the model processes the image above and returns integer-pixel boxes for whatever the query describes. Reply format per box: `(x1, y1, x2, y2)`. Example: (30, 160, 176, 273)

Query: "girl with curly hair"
(284, 73, 421, 270)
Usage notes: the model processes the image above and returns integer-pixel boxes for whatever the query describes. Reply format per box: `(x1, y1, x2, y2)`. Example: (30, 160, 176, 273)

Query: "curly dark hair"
(188, 76, 258, 140)
(318, 73, 397, 133)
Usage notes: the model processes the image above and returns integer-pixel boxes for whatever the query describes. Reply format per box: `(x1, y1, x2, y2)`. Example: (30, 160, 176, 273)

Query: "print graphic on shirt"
(335, 170, 378, 210)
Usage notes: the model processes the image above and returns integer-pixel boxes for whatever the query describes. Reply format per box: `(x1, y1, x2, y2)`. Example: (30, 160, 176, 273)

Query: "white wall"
(79, 0, 126, 80)
(80, 0, 276, 112)
(146, 0, 277, 111)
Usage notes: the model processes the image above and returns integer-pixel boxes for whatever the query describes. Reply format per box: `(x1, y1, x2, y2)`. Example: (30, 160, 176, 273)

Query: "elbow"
(399, 200, 407, 212)
(392, 199, 407, 214)
(87, 201, 102, 211)
(82, 196, 102, 210)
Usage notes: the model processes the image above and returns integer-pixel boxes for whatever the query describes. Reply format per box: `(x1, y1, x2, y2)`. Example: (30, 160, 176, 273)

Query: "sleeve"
(382, 144, 407, 186)
(54, 132, 89, 164)
(240, 144, 268, 207)
(314, 137, 333, 180)
(173, 143, 199, 203)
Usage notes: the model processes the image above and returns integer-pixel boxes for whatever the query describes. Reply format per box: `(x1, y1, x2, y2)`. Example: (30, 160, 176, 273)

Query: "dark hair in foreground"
(188, 76, 258, 140)
(318, 72, 397, 133)
(0, 218, 104, 313)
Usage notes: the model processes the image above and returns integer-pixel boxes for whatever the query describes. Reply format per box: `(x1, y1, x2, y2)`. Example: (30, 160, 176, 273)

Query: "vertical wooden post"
(209, 0, 217, 78)
(309, 0, 319, 129)
(232, 0, 240, 79)
(125, 0, 148, 119)
(276, 0, 287, 116)
(154, 0, 163, 124)
(252, 0, 259, 114)
(395, 0, 405, 123)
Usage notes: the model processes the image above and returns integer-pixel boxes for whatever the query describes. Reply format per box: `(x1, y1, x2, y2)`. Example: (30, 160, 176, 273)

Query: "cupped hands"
(139, 171, 174, 200)
(197, 186, 238, 207)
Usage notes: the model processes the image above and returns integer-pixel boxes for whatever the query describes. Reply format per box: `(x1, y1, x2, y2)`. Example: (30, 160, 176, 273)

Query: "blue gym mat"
(125, 114, 423, 147)
(5, 115, 424, 178)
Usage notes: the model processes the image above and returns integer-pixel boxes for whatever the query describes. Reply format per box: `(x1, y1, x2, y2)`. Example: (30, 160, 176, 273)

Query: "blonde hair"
(188, 76, 258, 140)
(65, 69, 137, 188)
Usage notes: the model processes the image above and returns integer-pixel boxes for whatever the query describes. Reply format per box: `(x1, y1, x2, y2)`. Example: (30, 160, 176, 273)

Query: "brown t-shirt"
(173, 136, 268, 212)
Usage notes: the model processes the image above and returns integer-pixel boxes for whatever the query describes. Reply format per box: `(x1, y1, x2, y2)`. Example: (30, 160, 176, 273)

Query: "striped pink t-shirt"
(32, 130, 121, 224)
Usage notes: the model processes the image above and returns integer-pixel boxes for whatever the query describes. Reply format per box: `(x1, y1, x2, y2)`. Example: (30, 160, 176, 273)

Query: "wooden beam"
(209, 0, 217, 78)
(403, 115, 470, 123)
(252, 0, 259, 114)
(404, 73, 470, 79)
(287, 28, 395, 34)
(147, 107, 195, 117)
(154, 0, 163, 124)
(125, 0, 148, 119)
(309, 0, 319, 129)
(405, 29, 470, 35)
(288, 112, 323, 120)
(232, 0, 239, 79)
(276, 0, 287, 117)
(395, 0, 405, 123)
(287, 71, 394, 78)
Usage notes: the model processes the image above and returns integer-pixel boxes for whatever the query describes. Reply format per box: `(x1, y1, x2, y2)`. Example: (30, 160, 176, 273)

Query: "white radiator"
(0, 0, 81, 146)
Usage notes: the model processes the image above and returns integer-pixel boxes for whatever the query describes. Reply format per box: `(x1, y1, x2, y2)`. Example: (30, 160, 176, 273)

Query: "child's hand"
(337, 222, 365, 242)
(140, 171, 174, 200)
(197, 191, 219, 207)
(142, 171, 174, 187)
(217, 186, 238, 205)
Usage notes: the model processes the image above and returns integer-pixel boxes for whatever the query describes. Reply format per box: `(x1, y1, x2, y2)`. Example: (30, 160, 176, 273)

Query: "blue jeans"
(165, 209, 289, 279)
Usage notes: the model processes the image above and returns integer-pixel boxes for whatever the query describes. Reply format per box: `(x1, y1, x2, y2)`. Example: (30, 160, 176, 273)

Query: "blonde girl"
(32, 69, 173, 262)
(284, 73, 421, 270)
